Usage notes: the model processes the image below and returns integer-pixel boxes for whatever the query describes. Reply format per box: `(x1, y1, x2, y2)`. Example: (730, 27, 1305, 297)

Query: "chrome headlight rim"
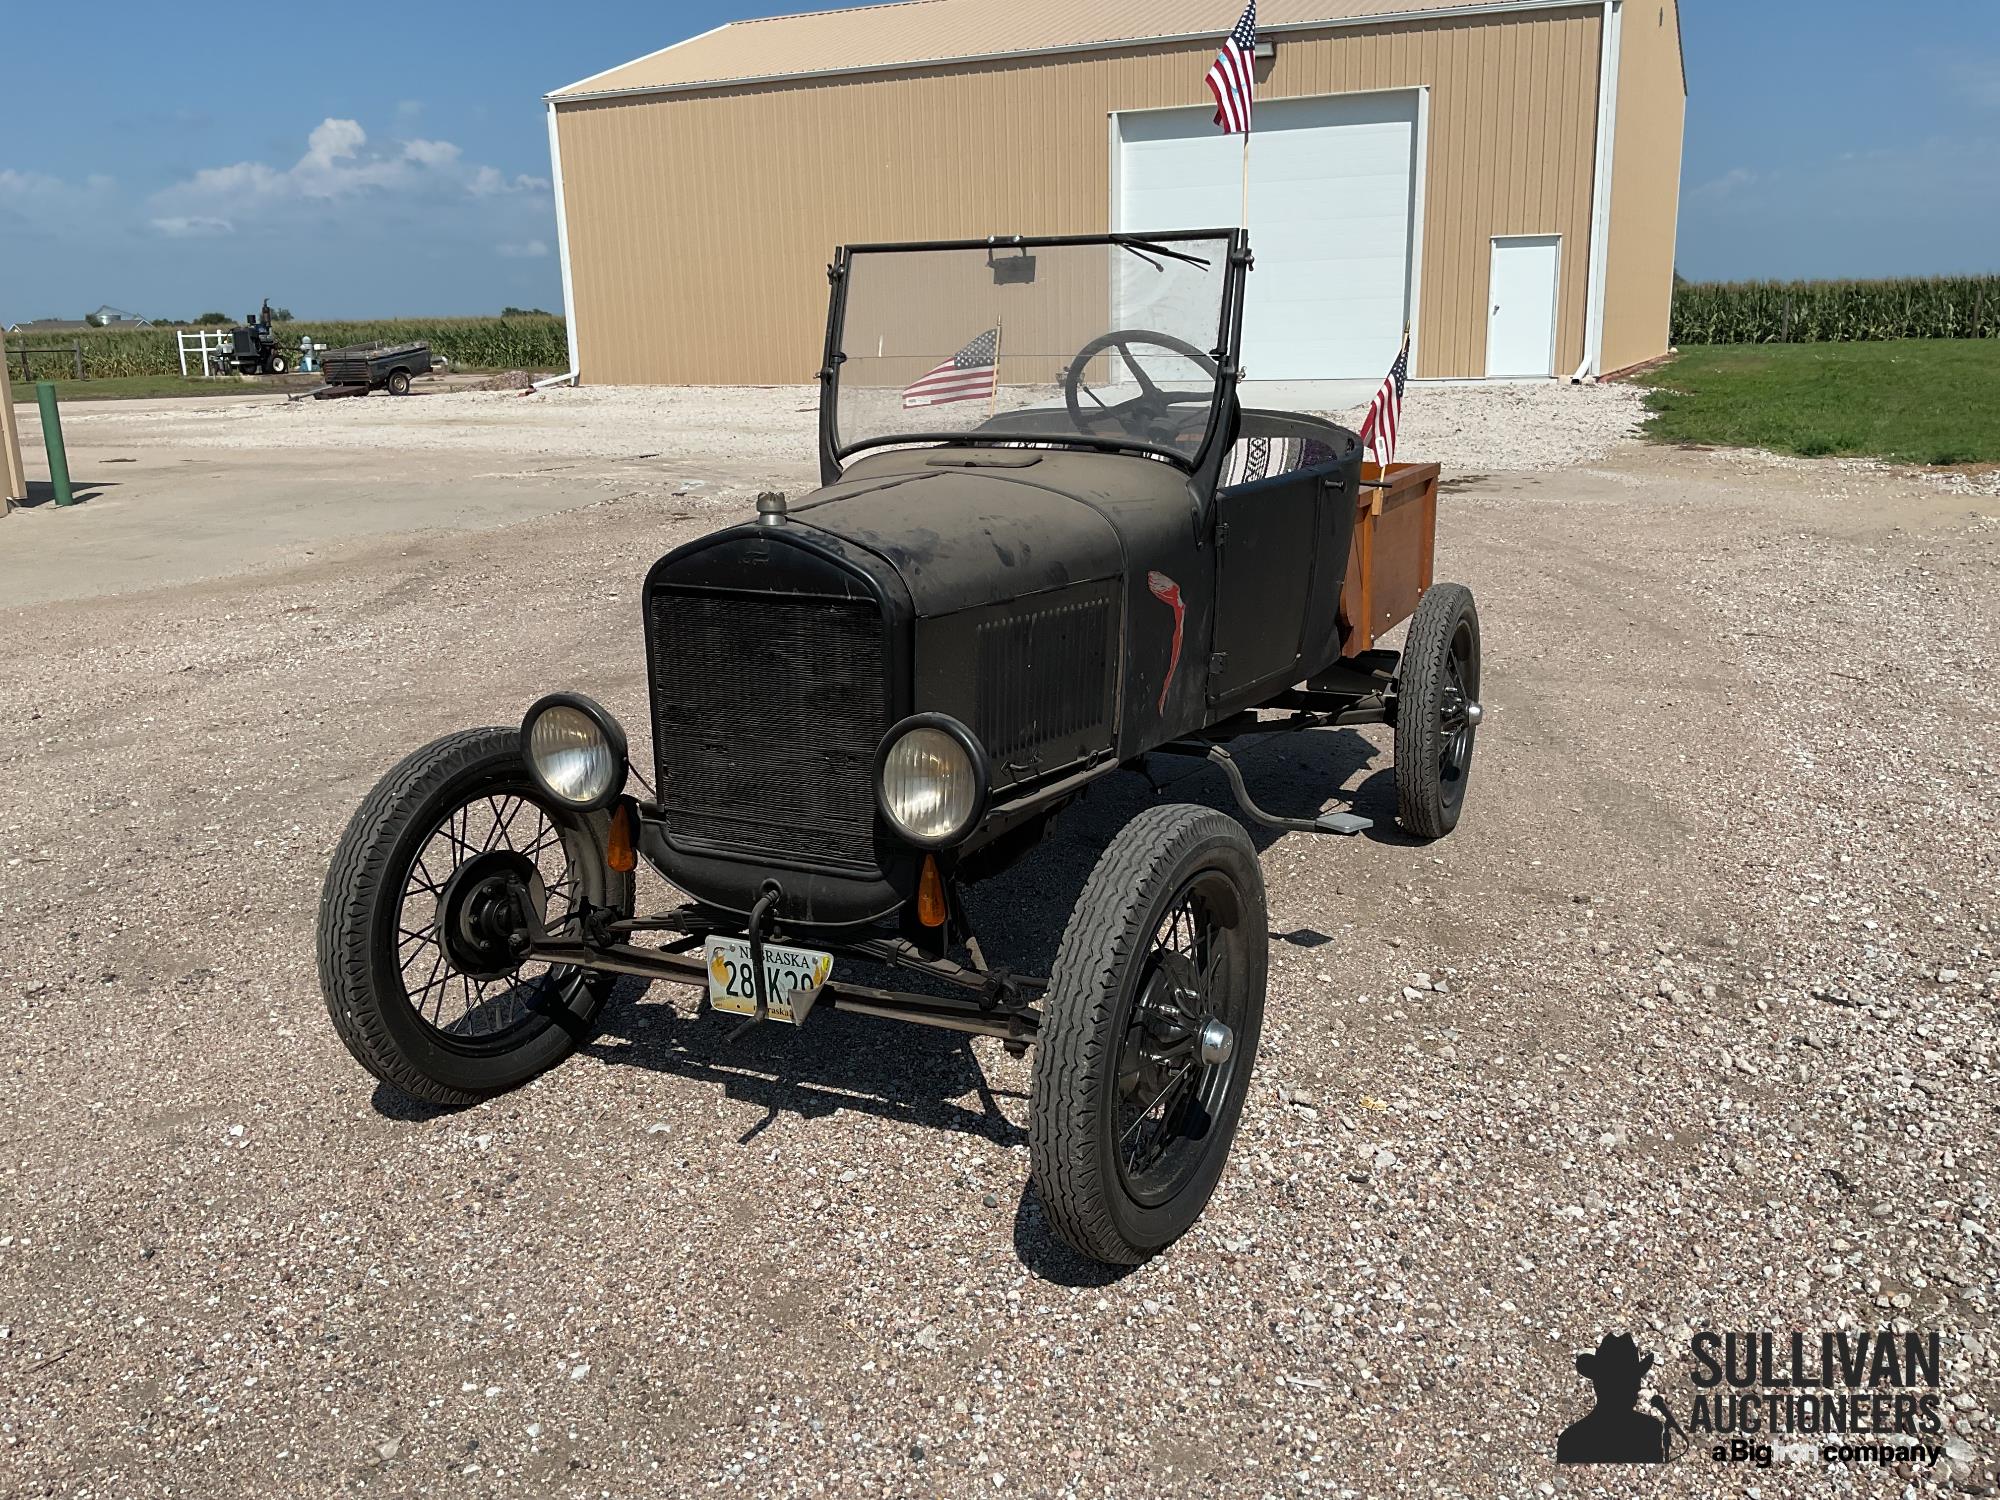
(520, 691, 629, 812)
(873, 713, 990, 851)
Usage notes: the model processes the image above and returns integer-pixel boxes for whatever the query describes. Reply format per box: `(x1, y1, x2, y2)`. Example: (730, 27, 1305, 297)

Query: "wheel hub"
(1119, 952, 1233, 1102)
(436, 850, 545, 981)
(1198, 1018, 1235, 1066)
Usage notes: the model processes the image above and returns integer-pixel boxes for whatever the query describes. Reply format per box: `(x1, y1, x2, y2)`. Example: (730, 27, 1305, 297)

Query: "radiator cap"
(755, 491, 788, 526)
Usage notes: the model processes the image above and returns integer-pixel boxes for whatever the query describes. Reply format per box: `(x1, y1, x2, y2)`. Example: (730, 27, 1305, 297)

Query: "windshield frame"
(816, 229, 1249, 487)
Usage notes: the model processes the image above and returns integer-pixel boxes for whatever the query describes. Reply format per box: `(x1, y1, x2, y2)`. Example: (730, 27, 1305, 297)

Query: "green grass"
(1633, 341, 2000, 465)
(8, 374, 263, 402)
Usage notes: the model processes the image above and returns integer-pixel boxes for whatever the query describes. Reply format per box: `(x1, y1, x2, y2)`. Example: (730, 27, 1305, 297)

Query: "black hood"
(785, 451, 1129, 617)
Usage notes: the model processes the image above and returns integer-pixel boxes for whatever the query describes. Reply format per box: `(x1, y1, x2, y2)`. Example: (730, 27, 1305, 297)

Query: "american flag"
(902, 327, 999, 408)
(1205, 1, 1258, 135)
(1357, 331, 1411, 467)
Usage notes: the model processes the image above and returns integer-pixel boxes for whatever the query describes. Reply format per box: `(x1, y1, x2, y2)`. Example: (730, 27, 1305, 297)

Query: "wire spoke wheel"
(1113, 875, 1247, 1204)
(318, 727, 631, 1107)
(1031, 804, 1267, 1265)
(1394, 582, 1482, 840)
(393, 792, 589, 1044)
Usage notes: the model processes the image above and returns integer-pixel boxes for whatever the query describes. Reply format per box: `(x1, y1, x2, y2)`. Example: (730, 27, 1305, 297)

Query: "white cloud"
(401, 138, 461, 168)
(151, 215, 234, 238)
(496, 239, 550, 259)
(1692, 167, 1759, 199)
(164, 118, 546, 207)
(305, 117, 366, 166)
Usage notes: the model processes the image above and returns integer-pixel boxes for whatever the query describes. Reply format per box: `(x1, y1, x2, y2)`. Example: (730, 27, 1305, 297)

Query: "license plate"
(703, 936, 834, 1025)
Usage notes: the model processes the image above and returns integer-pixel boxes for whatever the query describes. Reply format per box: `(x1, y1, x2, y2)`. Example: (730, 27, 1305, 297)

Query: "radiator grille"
(973, 592, 1113, 764)
(648, 590, 886, 869)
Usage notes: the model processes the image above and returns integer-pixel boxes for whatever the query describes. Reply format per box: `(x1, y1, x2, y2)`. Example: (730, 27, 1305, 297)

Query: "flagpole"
(1240, 131, 1251, 229)
(989, 319, 1003, 418)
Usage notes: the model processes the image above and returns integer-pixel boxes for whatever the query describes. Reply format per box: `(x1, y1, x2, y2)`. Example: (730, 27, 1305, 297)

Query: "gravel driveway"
(0, 386, 1993, 1497)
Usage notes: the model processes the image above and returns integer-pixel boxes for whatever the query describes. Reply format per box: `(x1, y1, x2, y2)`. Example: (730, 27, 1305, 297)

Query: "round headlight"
(522, 693, 628, 810)
(877, 716, 987, 848)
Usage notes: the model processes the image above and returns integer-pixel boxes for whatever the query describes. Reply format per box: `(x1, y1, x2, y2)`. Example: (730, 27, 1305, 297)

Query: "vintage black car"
(319, 230, 1482, 1265)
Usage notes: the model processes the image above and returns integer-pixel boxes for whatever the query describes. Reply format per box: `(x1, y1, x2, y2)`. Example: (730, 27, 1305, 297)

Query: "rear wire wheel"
(1395, 582, 1481, 839)
(317, 727, 631, 1106)
(1030, 804, 1266, 1265)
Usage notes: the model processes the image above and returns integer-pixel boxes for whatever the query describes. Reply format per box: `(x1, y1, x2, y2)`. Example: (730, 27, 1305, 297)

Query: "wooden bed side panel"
(1337, 461, 1440, 655)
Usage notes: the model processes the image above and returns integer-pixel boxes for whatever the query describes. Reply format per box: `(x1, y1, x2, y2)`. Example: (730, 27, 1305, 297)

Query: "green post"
(35, 382, 74, 508)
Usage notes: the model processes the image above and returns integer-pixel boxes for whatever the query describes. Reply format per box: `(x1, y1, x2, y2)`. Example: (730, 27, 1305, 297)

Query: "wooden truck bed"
(1337, 460, 1441, 657)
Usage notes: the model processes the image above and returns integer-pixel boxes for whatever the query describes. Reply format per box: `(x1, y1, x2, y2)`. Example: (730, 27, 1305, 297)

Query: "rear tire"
(317, 727, 631, 1106)
(386, 368, 412, 396)
(265, 352, 289, 375)
(1030, 804, 1266, 1265)
(1395, 582, 1481, 839)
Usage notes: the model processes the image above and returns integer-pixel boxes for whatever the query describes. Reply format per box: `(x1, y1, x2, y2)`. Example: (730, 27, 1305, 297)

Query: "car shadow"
(964, 721, 1405, 974)
(586, 977, 1026, 1149)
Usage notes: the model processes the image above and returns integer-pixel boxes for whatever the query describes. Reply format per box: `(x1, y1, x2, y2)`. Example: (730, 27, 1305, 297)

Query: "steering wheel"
(1063, 330, 1222, 449)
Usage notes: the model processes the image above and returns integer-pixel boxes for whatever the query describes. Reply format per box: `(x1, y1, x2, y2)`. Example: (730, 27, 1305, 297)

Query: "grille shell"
(648, 588, 887, 870)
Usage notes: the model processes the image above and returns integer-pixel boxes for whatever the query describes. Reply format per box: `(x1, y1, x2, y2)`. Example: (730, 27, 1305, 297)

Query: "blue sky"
(2, 0, 1996, 324)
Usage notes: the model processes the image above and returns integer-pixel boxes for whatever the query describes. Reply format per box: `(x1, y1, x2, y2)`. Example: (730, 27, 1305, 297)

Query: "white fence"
(177, 328, 235, 378)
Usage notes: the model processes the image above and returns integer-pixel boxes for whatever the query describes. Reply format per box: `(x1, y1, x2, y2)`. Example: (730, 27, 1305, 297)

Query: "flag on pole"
(1357, 331, 1411, 468)
(901, 328, 1000, 408)
(1205, 1, 1258, 135)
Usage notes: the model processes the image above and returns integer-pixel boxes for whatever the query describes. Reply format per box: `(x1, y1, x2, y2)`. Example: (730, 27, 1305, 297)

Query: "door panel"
(1486, 235, 1561, 378)
(1210, 475, 1320, 699)
(1116, 92, 1420, 380)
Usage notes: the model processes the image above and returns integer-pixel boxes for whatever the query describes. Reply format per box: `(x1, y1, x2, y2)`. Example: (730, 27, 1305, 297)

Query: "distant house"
(5, 305, 152, 333)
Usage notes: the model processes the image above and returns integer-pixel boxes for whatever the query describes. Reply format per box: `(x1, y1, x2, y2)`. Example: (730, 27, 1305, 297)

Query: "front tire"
(317, 727, 632, 1106)
(265, 352, 289, 375)
(1030, 804, 1267, 1265)
(1395, 582, 1481, 839)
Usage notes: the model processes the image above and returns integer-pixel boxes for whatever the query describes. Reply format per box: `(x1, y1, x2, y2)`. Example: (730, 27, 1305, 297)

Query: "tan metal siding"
(1601, 0, 1685, 374)
(556, 7, 1604, 384)
(556, 0, 1564, 97)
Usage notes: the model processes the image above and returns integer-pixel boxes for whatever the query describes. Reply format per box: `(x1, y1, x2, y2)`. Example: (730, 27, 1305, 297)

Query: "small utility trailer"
(313, 342, 434, 399)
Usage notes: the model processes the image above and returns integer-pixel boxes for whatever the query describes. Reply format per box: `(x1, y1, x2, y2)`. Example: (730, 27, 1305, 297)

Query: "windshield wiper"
(1118, 238, 1214, 271)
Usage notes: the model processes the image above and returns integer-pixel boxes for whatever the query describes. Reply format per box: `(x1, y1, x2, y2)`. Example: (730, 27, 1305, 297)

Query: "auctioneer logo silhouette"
(1556, 1333, 1684, 1464)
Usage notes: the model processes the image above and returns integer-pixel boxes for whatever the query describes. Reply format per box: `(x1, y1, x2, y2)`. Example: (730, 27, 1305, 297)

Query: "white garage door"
(1115, 91, 1420, 381)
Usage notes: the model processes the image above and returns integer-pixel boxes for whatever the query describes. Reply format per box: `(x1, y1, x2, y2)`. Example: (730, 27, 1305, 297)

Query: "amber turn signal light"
(916, 854, 947, 928)
(607, 800, 637, 873)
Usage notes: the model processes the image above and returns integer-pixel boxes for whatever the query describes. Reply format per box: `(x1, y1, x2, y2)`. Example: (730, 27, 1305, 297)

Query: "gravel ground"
(0, 389, 1994, 1498)
(45, 377, 1647, 477)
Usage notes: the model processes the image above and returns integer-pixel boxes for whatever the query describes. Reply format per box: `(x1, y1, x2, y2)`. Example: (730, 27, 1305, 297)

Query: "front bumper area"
(523, 895, 1042, 1045)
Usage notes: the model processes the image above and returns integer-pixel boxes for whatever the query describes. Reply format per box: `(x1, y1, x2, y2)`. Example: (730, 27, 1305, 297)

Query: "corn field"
(7, 316, 568, 380)
(1672, 277, 2000, 345)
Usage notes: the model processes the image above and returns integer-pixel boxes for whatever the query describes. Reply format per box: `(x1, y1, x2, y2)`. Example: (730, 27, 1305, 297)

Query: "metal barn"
(546, 0, 1684, 385)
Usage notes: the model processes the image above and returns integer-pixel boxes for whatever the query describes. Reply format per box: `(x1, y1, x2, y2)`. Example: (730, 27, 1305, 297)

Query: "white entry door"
(1486, 235, 1561, 378)
(1115, 91, 1421, 380)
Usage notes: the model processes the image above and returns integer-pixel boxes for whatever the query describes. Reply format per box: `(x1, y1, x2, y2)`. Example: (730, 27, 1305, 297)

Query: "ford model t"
(319, 230, 1482, 1265)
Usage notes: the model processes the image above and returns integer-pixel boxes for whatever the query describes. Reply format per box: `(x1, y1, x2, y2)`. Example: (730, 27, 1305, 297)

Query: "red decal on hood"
(1147, 571, 1185, 714)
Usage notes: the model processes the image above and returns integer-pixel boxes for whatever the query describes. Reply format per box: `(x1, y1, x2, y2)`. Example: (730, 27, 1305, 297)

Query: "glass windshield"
(832, 236, 1234, 466)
